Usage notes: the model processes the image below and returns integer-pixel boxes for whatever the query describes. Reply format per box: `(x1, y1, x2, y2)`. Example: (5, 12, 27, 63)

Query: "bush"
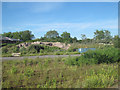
(26, 44, 62, 54)
(2, 47, 8, 53)
(82, 73, 114, 88)
(7, 46, 20, 53)
(113, 35, 120, 48)
(20, 47, 27, 54)
(65, 56, 80, 66)
(23, 58, 28, 66)
(27, 45, 44, 53)
(65, 47, 120, 66)
(54, 52, 64, 55)
(24, 68, 34, 77)
(11, 66, 17, 74)
(82, 65, 117, 88)
(83, 47, 119, 64)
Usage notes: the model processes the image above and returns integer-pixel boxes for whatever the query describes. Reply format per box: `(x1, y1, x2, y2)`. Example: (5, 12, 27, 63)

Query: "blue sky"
(2, 2, 118, 39)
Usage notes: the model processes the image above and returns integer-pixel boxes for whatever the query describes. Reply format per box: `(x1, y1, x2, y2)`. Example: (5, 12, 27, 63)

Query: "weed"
(11, 66, 17, 74)
(24, 68, 34, 78)
(23, 58, 28, 66)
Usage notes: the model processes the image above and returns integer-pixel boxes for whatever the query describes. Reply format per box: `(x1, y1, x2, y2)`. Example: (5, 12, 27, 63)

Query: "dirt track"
(1, 54, 81, 61)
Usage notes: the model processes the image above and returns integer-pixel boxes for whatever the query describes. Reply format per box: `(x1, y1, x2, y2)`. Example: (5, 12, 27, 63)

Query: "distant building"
(0, 36, 22, 43)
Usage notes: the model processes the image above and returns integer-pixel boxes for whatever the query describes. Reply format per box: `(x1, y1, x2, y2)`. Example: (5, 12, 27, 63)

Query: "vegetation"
(1, 44, 63, 56)
(2, 53, 118, 88)
(2, 29, 119, 49)
(94, 30, 112, 43)
(65, 47, 120, 66)
(2, 30, 34, 41)
(2, 29, 119, 88)
(44, 30, 59, 38)
(2, 29, 119, 45)
(113, 35, 120, 48)
(24, 29, 116, 44)
(1, 43, 81, 57)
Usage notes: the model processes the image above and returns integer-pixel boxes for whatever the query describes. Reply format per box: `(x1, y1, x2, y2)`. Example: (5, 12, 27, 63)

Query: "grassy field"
(2, 57, 118, 88)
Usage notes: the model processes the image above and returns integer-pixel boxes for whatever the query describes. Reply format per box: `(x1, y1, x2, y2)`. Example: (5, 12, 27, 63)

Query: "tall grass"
(2, 56, 118, 88)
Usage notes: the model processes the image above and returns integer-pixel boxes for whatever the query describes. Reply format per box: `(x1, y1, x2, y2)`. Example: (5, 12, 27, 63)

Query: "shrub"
(2, 47, 8, 53)
(83, 47, 119, 64)
(8, 46, 20, 53)
(82, 65, 117, 88)
(65, 56, 80, 66)
(20, 47, 27, 54)
(23, 58, 28, 66)
(11, 66, 17, 74)
(82, 73, 114, 88)
(54, 52, 61, 55)
(24, 68, 34, 77)
(65, 47, 119, 66)
(27, 44, 62, 54)
(27, 45, 43, 53)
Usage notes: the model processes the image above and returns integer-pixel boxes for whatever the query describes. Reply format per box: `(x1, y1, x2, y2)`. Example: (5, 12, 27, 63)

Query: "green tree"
(81, 34, 87, 44)
(61, 32, 71, 39)
(2, 30, 34, 41)
(81, 34, 87, 40)
(21, 30, 34, 41)
(72, 37, 77, 43)
(94, 30, 105, 40)
(45, 30, 59, 38)
(113, 35, 120, 48)
(94, 30, 112, 43)
(2, 32, 13, 38)
(12, 32, 21, 39)
(104, 30, 112, 43)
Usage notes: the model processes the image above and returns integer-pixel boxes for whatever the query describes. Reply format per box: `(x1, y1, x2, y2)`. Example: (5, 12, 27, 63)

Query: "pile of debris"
(17, 41, 71, 50)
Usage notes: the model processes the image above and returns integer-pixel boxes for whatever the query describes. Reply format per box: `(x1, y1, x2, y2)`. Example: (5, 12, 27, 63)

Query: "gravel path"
(1, 54, 81, 61)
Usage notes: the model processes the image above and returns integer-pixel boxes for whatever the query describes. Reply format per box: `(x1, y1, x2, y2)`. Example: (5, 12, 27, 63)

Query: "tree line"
(1, 29, 120, 48)
(2, 30, 34, 42)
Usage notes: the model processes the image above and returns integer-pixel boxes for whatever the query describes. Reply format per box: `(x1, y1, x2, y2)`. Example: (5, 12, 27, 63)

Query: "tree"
(81, 34, 87, 40)
(104, 30, 111, 39)
(2, 32, 13, 38)
(81, 34, 87, 44)
(104, 30, 112, 43)
(45, 30, 59, 38)
(94, 30, 105, 40)
(12, 32, 21, 39)
(61, 32, 71, 39)
(94, 30, 112, 43)
(113, 35, 120, 48)
(72, 37, 77, 43)
(21, 30, 34, 41)
(2, 30, 34, 41)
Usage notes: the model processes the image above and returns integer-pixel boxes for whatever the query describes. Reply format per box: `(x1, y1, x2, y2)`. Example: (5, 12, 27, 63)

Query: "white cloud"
(3, 19, 118, 39)
(26, 19, 118, 32)
(30, 19, 118, 39)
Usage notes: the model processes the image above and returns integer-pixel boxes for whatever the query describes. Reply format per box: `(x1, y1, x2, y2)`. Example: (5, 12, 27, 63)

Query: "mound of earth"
(17, 41, 71, 50)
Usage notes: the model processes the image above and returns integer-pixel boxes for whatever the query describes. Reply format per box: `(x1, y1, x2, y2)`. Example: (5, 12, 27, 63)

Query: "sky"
(2, 2, 118, 40)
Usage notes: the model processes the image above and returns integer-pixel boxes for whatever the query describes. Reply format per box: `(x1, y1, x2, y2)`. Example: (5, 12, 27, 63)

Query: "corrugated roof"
(0, 36, 22, 41)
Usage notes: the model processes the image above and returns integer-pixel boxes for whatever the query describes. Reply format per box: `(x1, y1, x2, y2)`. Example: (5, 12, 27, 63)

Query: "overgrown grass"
(2, 56, 118, 88)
